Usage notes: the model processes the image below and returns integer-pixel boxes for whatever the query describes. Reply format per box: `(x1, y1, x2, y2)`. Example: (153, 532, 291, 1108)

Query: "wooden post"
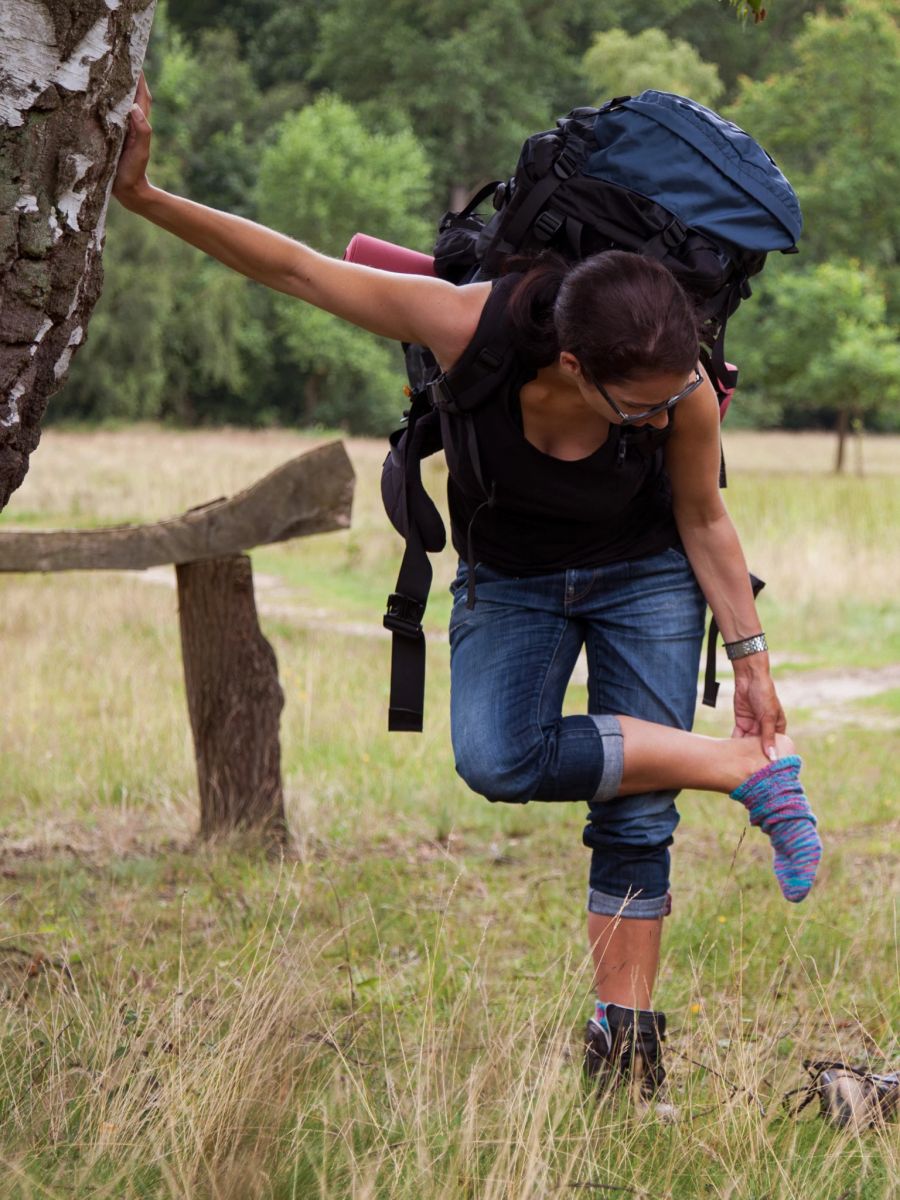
(176, 554, 286, 842)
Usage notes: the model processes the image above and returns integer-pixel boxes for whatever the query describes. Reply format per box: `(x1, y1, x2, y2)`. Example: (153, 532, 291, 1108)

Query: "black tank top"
(446, 274, 681, 574)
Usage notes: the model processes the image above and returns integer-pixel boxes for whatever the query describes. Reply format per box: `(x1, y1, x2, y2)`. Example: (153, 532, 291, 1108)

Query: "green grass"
(858, 687, 900, 715)
(0, 429, 898, 1197)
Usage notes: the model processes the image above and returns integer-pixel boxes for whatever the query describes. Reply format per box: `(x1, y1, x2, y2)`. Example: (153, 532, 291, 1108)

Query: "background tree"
(589, 0, 843, 98)
(582, 27, 724, 108)
(151, 27, 264, 218)
(312, 0, 589, 206)
(58, 6, 269, 427)
(728, 1, 900, 312)
(255, 95, 433, 431)
(60, 207, 184, 422)
(726, 259, 900, 469)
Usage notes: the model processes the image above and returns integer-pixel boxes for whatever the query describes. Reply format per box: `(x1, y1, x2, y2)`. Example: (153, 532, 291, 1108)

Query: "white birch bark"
(0, 0, 157, 509)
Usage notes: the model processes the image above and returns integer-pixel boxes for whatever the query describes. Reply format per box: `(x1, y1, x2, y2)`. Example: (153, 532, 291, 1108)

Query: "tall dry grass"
(0, 428, 898, 1197)
(1, 868, 897, 1198)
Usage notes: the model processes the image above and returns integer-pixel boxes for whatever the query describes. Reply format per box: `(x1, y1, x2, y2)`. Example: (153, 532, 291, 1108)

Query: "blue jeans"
(448, 547, 706, 919)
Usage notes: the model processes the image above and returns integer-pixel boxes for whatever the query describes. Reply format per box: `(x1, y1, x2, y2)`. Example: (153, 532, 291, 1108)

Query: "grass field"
(0, 427, 898, 1198)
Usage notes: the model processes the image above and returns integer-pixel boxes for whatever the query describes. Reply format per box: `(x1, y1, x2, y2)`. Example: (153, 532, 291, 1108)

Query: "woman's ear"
(558, 350, 583, 380)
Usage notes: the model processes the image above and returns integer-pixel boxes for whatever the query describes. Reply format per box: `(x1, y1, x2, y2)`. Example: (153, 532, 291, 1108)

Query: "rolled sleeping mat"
(344, 233, 436, 276)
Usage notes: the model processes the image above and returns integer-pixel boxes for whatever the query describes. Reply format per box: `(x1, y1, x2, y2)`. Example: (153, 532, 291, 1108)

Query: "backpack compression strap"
(480, 149, 582, 274)
(385, 521, 430, 732)
(383, 402, 444, 732)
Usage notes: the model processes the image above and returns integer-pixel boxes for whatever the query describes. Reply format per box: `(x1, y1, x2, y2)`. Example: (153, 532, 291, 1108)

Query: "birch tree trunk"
(0, 0, 157, 511)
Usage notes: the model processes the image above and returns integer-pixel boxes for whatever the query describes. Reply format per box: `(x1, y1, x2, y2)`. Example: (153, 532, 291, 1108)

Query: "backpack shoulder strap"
(429, 274, 523, 415)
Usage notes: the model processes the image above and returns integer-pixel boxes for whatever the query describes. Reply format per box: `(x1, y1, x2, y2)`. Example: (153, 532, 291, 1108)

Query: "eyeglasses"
(591, 368, 703, 426)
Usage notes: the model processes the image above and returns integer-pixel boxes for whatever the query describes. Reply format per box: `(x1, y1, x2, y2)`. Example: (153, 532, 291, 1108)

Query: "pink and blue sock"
(730, 755, 821, 902)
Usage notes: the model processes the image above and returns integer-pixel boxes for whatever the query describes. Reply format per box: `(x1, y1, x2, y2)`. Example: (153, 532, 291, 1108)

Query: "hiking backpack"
(371, 91, 803, 732)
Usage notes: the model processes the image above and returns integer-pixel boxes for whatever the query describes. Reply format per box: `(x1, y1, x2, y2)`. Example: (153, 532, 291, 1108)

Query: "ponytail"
(502, 252, 571, 366)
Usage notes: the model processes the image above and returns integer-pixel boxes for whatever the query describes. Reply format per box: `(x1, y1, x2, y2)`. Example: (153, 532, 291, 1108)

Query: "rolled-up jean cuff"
(587, 885, 672, 920)
(589, 714, 624, 802)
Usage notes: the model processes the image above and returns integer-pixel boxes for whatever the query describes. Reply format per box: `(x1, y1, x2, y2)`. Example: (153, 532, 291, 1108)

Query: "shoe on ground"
(583, 1002, 678, 1121)
(814, 1064, 900, 1129)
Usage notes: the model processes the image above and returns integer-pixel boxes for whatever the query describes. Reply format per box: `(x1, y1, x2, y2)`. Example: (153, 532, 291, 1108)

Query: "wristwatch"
(724, 632, 768, 661)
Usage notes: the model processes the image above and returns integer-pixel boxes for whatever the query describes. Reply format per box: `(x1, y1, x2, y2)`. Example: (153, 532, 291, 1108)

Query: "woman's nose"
(634, 411, 670, 430)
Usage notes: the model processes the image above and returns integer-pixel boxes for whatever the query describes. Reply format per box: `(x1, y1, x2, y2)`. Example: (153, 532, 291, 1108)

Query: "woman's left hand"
(113, 72, 153, 206)
(732, 667, 787, 760)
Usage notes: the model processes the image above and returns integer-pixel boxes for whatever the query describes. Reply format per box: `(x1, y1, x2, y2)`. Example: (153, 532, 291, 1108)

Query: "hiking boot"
(583, 1002, 677, 1120)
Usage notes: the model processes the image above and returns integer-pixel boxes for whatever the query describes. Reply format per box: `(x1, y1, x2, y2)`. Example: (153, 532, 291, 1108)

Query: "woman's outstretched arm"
(112, 76, 482, 362)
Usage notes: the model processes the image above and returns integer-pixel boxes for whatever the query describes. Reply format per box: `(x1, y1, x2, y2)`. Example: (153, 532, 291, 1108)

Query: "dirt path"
(710, 663, 900, 728)
(131, 566, 900, 726)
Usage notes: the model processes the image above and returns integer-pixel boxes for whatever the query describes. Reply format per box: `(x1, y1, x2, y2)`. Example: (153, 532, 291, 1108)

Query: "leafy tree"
(245, 3, 326, 91)
(58, 206, 180, 422)
(57, 205, 268, 426)
(150, 26, 265, 217)
(256, 94, 433, 255)
(587, 0, 843, 99)
(56, 8, 269, 426)
(255, 95, 434, 431)
(726, 259, 900, 468)
(312, 0, 590, 204)
(162, 263, 271, 424)
(167, 0, 288, 53)
(168, 0, 334, 95)
(582, 28, 724, 108)
(728, 1, 900, 308)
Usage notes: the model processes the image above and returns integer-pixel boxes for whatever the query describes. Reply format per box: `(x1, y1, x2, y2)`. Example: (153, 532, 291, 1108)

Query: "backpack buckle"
(553, 148, 578, 179)
(662, 218, 687, 248)
(534, 209, 564, 242)
(384, 593, 425, 638)
(474, 346, 503, 371)
(598, 95, 631, 114)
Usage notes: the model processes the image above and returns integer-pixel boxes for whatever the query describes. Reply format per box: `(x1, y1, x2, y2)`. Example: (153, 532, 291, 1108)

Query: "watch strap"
(724, 632, 768, 661)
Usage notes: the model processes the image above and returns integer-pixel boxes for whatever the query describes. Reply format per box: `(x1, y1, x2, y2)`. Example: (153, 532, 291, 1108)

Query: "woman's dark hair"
(504, 250, 699, 385)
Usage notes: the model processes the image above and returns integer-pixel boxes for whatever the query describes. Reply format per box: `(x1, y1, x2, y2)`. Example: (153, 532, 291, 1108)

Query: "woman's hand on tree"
(732, 666, 786, 761)
(113, 73, 153, 206)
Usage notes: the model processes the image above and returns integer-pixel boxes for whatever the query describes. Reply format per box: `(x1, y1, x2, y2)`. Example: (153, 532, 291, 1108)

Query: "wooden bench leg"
(176, 554, 286, 842)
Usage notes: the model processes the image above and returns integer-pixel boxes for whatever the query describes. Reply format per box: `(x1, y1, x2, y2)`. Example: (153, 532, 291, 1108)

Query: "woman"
(113, 78, 821, 1111)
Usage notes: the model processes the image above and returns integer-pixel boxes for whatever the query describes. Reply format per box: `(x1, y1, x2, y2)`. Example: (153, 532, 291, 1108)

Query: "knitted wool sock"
(730, 755, 821, 902)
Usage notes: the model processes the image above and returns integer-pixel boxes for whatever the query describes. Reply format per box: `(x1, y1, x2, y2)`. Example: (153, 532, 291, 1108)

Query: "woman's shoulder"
(433, 280, 494, 372)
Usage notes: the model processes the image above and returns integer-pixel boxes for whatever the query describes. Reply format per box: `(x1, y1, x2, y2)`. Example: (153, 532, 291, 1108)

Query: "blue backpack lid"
(585, 90, 802, 254)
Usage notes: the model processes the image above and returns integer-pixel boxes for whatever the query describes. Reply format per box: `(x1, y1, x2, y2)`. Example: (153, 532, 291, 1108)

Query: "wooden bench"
(0, 441, 355, 843)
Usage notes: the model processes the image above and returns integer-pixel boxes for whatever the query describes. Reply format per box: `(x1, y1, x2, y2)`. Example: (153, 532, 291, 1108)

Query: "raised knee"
(453, 740, 542, 804)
